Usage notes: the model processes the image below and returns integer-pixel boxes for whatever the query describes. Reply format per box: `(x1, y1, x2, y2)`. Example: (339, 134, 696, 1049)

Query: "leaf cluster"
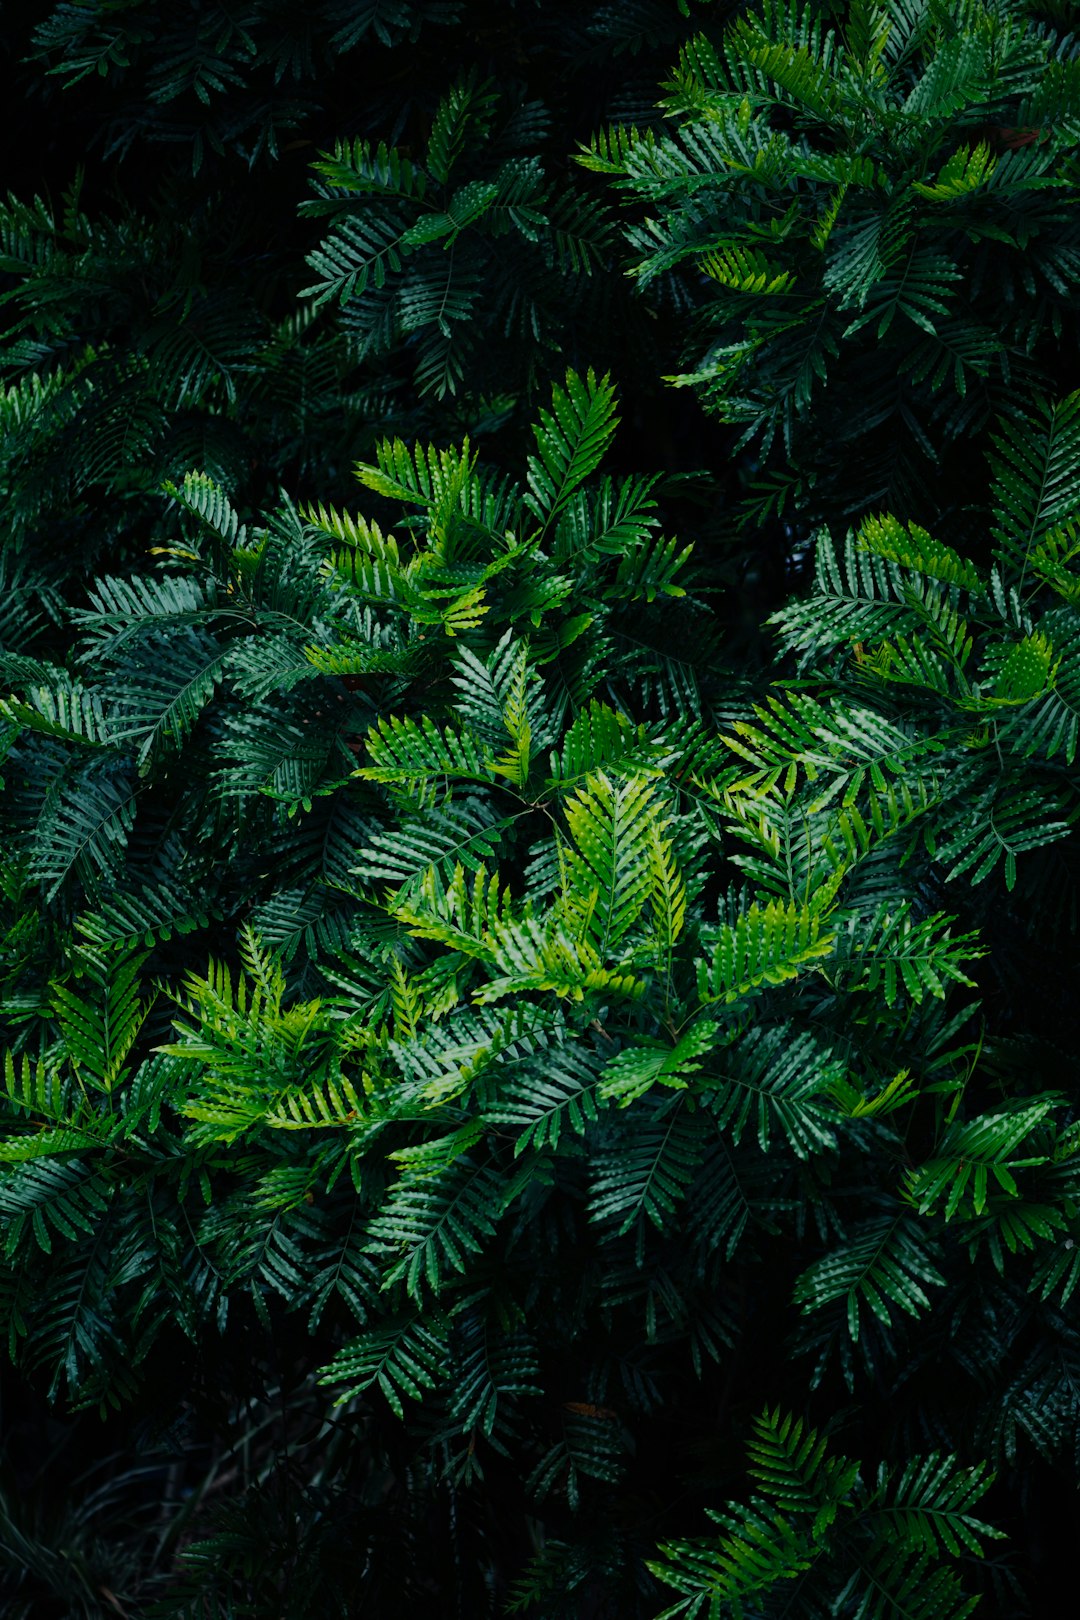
(590, 0, 1080, 528)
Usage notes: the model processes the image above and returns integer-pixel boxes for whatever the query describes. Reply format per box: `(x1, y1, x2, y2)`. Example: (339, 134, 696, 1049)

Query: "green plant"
(6, 372, 1078, 1611)
(590, 0, 1080, 530)
(5, 1, 1080, 1610)
(0, 0, 709, 659)
(647, 1410, 1002, 1620)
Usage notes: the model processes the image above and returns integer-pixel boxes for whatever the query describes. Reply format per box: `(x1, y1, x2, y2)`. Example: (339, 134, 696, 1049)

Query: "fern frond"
(905, 1099, 1055, 1219)
(704, 1022, 841, 1159)
(525, 368, 619, 526)
(562, 770, 666, 956)
(590, 1099, 702, 1234)
(29, 760, 138, 901)
(845, 904, 981, 1007)
(747, 1408, 858, 1528)
(319, 1312, 449, 1415)
(990, 392, 1080, 583)
(696, 900, 835, 1004)
(793, 1213, 946, 1338)
(366, 1158, 502, 1296)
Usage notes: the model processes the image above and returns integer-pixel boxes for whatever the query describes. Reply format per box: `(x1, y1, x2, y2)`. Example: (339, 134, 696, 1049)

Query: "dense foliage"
(2, 1, 1080, 1615)
(593, 0, 1080, 531)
